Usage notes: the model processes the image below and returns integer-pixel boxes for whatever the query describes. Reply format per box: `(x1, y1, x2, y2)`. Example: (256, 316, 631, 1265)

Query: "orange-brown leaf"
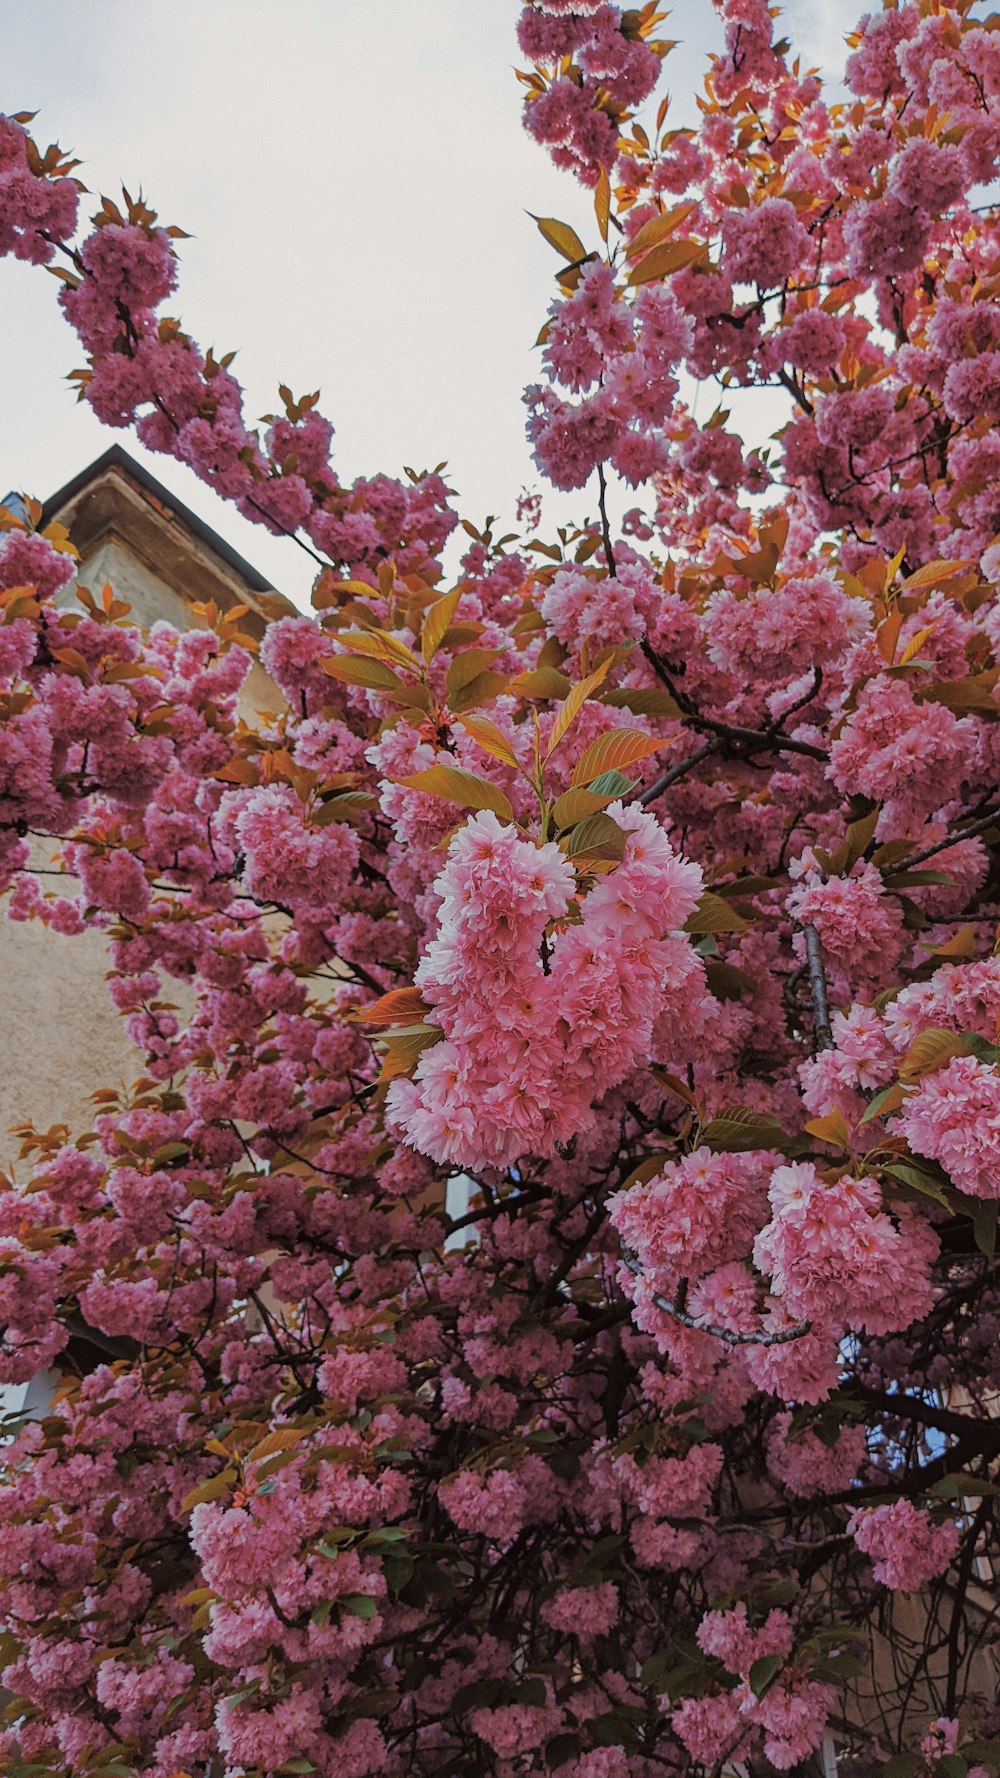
(571, 728, 668, 787)
(546, 657, 613, 758)
(352, 987, 431, 1029)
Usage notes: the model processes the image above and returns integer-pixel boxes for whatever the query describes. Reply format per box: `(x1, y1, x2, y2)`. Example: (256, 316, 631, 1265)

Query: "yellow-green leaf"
(899, 621, 939, 666)
(532, 214, 588, 264)
(919, 673, 1000, 713)
(377, 1025, 441, 1082)
(421, 588, 462, 663)
(566, 812, 627, 862)
(604, 685, 683, 719)
(397, 764, 514, 822)
(182, 1470, 235, 1514)
(804, 1109, 853, 1150)
(321, 655, 406, 692)
(507, 666, 572, 700)
(685, 891, 748, 935)
(551, 786, 615, 830)
(625, 203, 698, 259)
(701, 1107, 789, 1153)
(627, 237, 706, 286)
(901, 557, 973, 591)
(594, 168, 611, 243)
(446, 648, 502, 698)
(898, 1025, 968, 1084)
(339, 628, 419, 671)
(248, 1427, 304, 1464)
(448, 670, 510, 714)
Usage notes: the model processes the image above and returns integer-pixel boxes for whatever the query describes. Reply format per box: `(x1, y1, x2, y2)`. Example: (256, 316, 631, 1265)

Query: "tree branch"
(637, 740, 720, 807)
(882, 807, 1000, 876)
(620, 1251, 810, 1346)
(801, 922, 834, 1052)
(595, 462, 617, 578)
(641, 639, 828, 761)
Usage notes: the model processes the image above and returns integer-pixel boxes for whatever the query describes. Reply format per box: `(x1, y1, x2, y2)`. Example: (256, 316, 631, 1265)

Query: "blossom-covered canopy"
(1, 3, 1000, 1776)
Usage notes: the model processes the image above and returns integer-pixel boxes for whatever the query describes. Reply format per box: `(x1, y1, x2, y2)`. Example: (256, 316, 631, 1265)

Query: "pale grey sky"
(1, 1, 860, 605)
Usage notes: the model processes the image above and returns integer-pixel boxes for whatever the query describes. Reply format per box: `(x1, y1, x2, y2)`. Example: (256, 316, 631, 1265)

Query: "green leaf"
(317, 1531, 355, 1556)
(929, 1473, 999, 1501)
(587, 768, 637, 797)
(701, 1106, 790, 1153)
(546, 1733, 583, 1769)
(881, 1161, 952, 1209)
(966, 1197, 998, 1260)
(749, 1653, 781, 1698)
(685, 891, 748, 935)
(516, 1676, 547, 1706)
(604, 683, 682, 718)
(705, 957, 756, 1002)
(566, 812, 627, 863)
(451, 1676, 506, 1715)
(883, 1755, 921, 1778)
(861, 1082, 904, 1123)
(341, 1592, 378, 1619)
(937, 1758, 968, 1778)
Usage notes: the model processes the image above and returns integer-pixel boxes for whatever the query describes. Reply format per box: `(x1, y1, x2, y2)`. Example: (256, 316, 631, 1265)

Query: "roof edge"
(40, 445, 276, 595)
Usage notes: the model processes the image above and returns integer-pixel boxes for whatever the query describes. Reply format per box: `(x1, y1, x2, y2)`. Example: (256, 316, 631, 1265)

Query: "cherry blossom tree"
(1, 2, 1000, 1775)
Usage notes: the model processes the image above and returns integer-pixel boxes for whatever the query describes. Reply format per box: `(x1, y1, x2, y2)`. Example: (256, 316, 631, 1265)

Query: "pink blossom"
(754, 1163, 938, 1334)
(722, 198, 812, 288)
(901, 1054, 1000, 1199)
(848, 1499, 958, 1590)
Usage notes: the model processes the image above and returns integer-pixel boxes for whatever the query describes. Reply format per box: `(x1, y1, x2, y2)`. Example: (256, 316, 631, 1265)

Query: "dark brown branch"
(845, 1385, 995, 1441)
(637, 740, 719, 807)
(640, 640, 828, 761)
(595, 462, 617, 578)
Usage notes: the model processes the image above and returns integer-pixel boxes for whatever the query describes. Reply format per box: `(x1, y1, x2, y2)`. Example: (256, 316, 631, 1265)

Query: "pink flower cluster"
(848, 1499, 959, 1591)
(388, 805, 703, 1169)
(0, 115, 78, 263)
(609, 1146, 770, 1298)
(518, 4, 660, 186)
(753, 1163, 939, 1336)
(901, 1054, 1000, 1200)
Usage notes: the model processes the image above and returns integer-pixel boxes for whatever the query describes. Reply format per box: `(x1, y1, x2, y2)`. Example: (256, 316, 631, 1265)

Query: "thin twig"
(595, 463, 617, 579)
(882, 807, 1000, 876)
(620, 1251, 810, 1347)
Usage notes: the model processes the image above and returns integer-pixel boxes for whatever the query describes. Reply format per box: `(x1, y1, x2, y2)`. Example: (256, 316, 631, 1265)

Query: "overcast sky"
(1, 1, 860, 606)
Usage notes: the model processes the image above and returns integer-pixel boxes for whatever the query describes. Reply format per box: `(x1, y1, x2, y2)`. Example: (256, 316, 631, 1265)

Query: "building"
(0, 445, 292, 1170)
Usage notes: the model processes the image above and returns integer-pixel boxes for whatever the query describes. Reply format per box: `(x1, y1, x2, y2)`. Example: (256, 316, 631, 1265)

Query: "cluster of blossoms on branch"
(1, 1, 1000, 1775)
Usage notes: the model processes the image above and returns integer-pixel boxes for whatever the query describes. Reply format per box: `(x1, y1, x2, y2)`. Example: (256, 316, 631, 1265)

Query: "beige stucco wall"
(0, 510, 286, 1174)
(0, 841, 144, 1172)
